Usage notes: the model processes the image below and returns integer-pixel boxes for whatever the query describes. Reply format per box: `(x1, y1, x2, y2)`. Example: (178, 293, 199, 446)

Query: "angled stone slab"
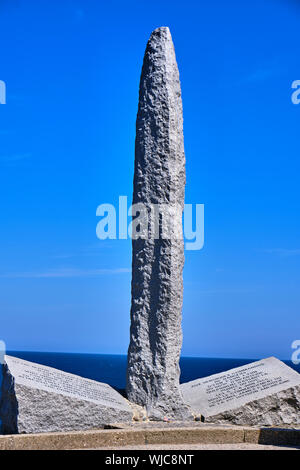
(181, 357, 300, 426)
(0, 355, 133, 434)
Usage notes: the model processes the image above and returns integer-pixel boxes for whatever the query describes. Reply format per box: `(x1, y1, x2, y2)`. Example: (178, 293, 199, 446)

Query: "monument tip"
(151, 26, 172, 38)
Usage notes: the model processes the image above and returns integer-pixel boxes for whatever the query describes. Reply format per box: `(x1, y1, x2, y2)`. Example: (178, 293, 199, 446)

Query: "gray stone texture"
(0, 355, 133, 434)
(126, 27, 191, 420)
(181, 357, 300, 426)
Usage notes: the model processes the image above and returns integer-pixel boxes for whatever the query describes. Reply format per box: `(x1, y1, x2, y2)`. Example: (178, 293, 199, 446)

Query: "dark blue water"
(7, 351, 300, 391)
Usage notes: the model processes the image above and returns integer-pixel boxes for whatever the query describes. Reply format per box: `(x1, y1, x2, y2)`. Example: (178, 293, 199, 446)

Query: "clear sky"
(0, 0, 299, 359)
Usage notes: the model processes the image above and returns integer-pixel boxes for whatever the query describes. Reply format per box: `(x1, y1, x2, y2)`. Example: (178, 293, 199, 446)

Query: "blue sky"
(0, 0, 299, 359)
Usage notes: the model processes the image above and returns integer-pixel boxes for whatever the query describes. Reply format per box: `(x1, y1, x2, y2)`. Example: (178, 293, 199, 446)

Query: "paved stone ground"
(92, 443, 300, 450)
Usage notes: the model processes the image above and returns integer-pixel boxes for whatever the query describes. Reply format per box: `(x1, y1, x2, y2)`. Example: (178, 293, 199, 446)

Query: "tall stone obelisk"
(127, 27, 191, 420)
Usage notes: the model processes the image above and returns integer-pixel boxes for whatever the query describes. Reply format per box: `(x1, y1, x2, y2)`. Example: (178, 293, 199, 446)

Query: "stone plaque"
(181, 357, 300, 426)
(0, 355, 133, 434)
(5, 355, 129, 410)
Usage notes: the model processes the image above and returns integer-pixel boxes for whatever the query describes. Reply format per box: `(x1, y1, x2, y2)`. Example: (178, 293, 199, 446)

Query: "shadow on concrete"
(258, 427, 300, 448)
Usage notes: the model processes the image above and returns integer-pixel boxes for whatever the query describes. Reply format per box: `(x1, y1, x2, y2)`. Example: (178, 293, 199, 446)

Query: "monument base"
(1, 355, 299, 434)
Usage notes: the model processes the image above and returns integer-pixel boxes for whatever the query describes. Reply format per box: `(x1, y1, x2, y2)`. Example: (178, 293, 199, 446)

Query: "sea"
(7, 351, 300, 392)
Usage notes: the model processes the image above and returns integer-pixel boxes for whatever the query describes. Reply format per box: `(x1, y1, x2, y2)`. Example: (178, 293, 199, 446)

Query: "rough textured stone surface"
(0, 363, 18, 434)
(203, 387, 300, 426)
(126, 26, 191, 420)
(0, 356, 133, 434)
(181, 357, 300, 426)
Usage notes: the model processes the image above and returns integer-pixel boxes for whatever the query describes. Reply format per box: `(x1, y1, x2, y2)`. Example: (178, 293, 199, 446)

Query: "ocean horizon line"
(6, 350, 293, 362)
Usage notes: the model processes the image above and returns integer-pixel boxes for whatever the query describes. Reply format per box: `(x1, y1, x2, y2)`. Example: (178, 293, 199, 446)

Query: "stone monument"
(2, 27, 298, 436)
(0, 355, 133, 434)
(126, 27, 191, 420)
(181, 357, 300, 426)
